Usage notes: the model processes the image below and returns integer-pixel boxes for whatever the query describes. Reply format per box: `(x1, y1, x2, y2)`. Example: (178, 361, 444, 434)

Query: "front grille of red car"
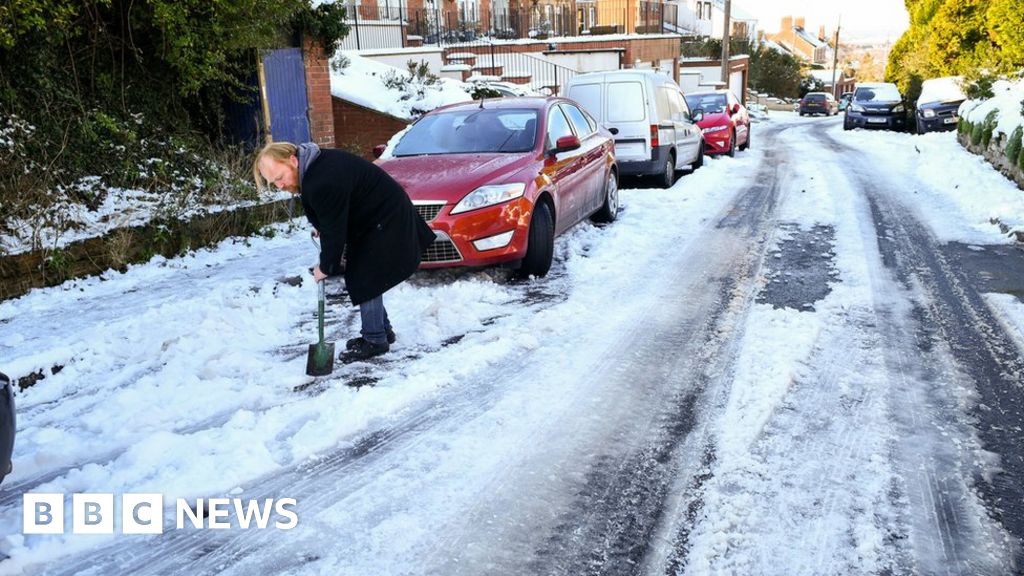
(414, 202, 445, 222)
(423, 232, 462, 263)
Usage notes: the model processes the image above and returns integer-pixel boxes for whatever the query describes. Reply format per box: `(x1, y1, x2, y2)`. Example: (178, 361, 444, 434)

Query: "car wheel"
(727, 131, 736, 158)
(740, 127, 750, 151)
(692, 143, 704, 170)
(591, 171, 619, 223)
(843, 119, 852, 131)
(659, 151, 676, 188)
(518, 200, 554, 278)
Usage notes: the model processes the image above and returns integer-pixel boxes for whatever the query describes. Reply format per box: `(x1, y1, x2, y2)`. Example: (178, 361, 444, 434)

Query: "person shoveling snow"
(254, 142, 436, 364)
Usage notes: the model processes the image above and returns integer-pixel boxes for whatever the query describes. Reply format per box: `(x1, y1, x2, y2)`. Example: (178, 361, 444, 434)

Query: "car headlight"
(893, 104, 905, 113)
(851, 104, 865, 113)
(702, 125, 729, 134)
(451, 183, 526, 215)
(922, 108, 935, 118)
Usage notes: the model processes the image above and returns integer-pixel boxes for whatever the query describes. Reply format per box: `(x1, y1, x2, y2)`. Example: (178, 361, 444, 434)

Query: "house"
(808, 67, 856, 98)
(766, 16, 832, 66)
(665, 0, 757, 42)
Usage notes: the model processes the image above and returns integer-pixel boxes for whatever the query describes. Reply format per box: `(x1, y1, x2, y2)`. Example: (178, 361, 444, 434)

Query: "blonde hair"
(252, 141, 298, 190)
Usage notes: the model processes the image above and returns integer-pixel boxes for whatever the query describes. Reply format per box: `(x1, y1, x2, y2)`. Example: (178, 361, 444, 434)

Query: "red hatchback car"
(684, 90, 751, 157)
(375, 97, 618, 277)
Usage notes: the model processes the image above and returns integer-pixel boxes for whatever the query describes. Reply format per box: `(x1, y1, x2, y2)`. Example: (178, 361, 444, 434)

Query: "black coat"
(300, 149, 435, 305)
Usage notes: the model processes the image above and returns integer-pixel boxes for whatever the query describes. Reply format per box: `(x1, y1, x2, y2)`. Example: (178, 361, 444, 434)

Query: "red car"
(684, 90, 751, 157)
(375, 97, 618, 277)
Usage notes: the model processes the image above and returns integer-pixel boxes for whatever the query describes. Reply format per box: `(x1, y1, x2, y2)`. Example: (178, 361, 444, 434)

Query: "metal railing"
(338, 0, 679, 50)
(448, 42, 584, 95)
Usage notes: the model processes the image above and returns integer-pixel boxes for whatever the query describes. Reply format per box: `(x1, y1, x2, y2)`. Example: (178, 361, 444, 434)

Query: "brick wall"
(303, 38, 336, 148)
(332, 98, 410, 160)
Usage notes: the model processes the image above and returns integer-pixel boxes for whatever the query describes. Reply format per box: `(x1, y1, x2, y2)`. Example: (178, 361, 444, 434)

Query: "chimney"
(781, 16, 793, 32)
(795, 16, 805, 29)
(819, 25, 826, 41)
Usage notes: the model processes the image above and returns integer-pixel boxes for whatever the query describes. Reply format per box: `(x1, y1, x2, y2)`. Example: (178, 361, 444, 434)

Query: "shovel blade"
(305, 341, 335, 376)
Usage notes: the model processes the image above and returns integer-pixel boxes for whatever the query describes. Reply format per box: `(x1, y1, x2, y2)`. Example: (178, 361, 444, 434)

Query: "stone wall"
(958, 131, 1024, 191)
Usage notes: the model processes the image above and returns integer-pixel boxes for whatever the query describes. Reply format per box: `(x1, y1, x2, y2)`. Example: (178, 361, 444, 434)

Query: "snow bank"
(330, 52, 472, 120)
(960, 76, 1024, 138)
(835, 125, 1024, 243)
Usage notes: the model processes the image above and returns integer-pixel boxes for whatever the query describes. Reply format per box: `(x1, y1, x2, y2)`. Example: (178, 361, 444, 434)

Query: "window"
(546, 107, 575, 150)
(606, 82, 646, 122)
(685, 93, 727, 114)
(568, 83, 602, 120)
(698, 1, 712, 20)
(667, 89, 686, 120)
(393, 109, 539, 156)
(561, 104, 593, 138)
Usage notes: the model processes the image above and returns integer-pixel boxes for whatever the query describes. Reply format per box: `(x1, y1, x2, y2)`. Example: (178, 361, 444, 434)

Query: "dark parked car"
(916, 76, 966, 134)
(844, 83, 907, 131)
(685, 90, 751, 156)
(376, 97, 618, 277)
(799, 92, 838, 116)
(0, 372, 14, 486)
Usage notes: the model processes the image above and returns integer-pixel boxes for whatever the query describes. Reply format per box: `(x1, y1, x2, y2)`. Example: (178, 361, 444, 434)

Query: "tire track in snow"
(820, 128, 1021, 574)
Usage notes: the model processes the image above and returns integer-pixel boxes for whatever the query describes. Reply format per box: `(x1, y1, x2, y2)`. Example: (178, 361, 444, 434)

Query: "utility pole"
(720, 0, 732, 86)
(830, 15, 842, 98)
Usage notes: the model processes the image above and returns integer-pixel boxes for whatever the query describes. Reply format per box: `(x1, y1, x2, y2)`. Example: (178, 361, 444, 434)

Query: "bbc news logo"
(23, 493, 298, 534)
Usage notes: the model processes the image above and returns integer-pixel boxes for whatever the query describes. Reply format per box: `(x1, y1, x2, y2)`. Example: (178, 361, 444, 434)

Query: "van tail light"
(650, 125, 659, 148)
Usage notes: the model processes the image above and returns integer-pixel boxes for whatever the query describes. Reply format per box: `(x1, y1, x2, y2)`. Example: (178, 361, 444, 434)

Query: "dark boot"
(346, 327, 395, 350)
(340, 338, 389, 363)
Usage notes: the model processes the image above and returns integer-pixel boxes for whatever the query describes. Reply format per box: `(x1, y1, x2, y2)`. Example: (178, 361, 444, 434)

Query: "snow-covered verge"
(960, 76, 1024, 139)
(0, 143, 761, 569)
(0, 182, 290, 258)
(330, 52, 472, 120)
(0, 113, 288, 257)
(835, 124, 1024, 244)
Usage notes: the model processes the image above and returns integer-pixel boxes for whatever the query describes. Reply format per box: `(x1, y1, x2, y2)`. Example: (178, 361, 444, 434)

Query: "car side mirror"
(550, 135, 581, 155)
(731, 103, 740, 115)
(372, 144, 386, 159)
(691, 109, 704, 123)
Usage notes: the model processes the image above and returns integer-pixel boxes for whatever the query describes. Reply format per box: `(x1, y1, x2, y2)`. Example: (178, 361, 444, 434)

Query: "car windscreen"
(392, 109, 539, 156)
(804, 94, 827, 101)
(854, 85, 902, 102)
(685, 93, 727, 113)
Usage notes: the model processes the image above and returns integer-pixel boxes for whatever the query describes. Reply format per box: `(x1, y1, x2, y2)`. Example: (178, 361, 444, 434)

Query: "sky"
(736, 0, 910, 42)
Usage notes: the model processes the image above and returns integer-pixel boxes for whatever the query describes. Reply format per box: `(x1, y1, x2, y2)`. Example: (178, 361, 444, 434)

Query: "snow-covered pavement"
(3, 114, 1024, 575)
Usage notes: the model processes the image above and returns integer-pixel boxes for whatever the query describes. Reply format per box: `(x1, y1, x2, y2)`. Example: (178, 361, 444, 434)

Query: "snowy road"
(3, 115, 1024, 575)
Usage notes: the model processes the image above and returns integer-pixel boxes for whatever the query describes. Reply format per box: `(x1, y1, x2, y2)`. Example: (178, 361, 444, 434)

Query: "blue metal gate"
(261, 48, 311, 144)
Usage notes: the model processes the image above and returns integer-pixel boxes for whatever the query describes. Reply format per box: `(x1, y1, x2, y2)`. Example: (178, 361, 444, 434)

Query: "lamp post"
(720, 0, 731, 86)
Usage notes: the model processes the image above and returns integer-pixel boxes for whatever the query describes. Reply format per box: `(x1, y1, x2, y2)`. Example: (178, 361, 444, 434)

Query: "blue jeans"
(359, 295, 392, 345)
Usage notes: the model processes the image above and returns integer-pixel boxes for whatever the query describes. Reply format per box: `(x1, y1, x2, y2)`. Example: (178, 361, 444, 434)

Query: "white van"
(563, 70, 705, 188)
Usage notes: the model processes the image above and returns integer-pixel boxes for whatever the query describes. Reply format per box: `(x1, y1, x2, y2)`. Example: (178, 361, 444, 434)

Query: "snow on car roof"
(917, 76, 966, 105)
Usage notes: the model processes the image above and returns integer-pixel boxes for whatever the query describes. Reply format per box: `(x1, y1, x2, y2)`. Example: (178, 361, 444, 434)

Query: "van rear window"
(606, 82, 645, 122)
(568, 84, 602, 120)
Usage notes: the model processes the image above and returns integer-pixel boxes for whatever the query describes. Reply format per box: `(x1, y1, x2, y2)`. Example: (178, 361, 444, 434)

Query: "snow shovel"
(305, 279, 334, 376)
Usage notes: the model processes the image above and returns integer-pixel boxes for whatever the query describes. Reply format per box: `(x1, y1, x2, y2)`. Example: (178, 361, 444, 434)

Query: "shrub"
(982, 110, 999, 148)
(1007, 126, 1024, 165)
(468, 84, 503, 100)
(971, 120, 985, 146)
(964, 73, 996, 101)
